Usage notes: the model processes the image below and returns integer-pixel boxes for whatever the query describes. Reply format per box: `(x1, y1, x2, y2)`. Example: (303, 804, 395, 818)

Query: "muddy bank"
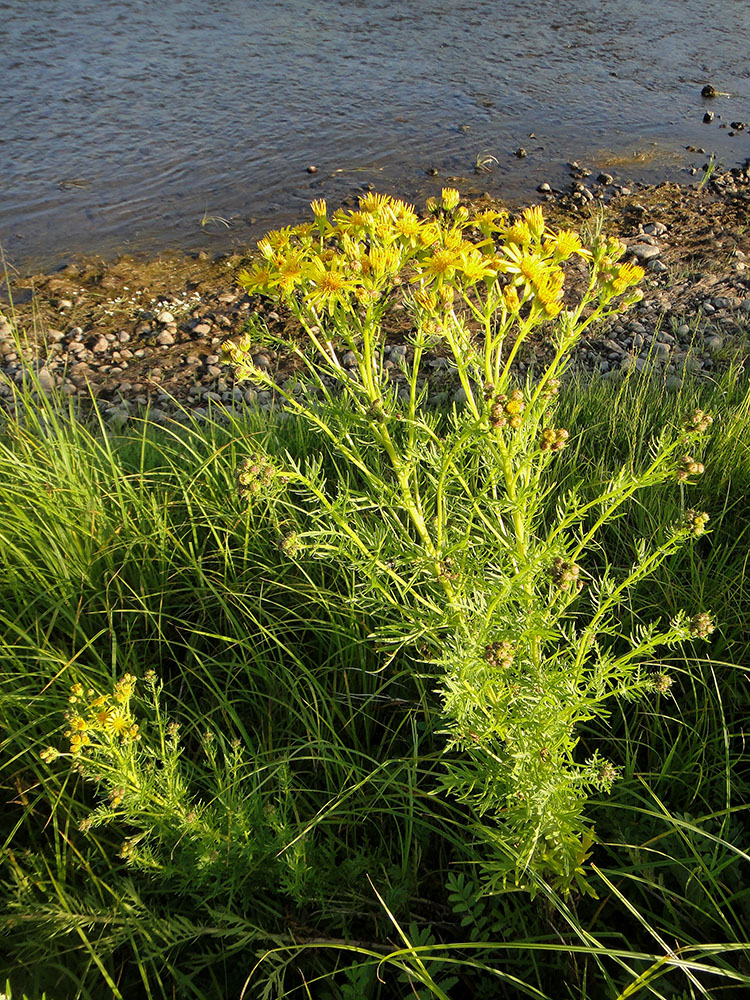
(2, 164, 750, 424)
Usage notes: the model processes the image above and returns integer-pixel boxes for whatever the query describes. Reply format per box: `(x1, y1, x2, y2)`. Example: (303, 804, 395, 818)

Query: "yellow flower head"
(422, 247, 461, 285)
(549, 229, 585, 262)
(441, 188, 461, 211)
(310, 198, 327, 221)
(238, 262, 275, 294)
(503, 285, 520, 312)
(610, 261, 645, 295)
(360, 191, 391, 213)
(505, 219, 532, 247)
(474, 209, 508, 237)
(522, 205, 546, 240)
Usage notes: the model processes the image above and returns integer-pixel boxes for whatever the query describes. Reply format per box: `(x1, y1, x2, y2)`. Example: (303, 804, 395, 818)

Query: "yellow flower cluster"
(237, 190, 603, 321)
(57, 675, 141, 756)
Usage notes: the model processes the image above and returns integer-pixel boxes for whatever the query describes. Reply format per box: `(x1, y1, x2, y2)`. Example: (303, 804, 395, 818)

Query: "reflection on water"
(1, 0, 749, 270)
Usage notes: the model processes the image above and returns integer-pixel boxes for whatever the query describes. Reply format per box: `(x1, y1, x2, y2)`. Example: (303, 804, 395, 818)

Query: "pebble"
(705, 335, 723, 351)
(630, 244, 662, 262)
(156, 331, 176, 346)
(157, 310, 175, 325)
(341, 351, 358, 367)
(37, 367, 55, 393)
(712, 296, 733, 310)
(252, 353, 272, 368)
(537, 182, 552, 194)
(649, 260, 668, 274)
(193, 323, 212, 336)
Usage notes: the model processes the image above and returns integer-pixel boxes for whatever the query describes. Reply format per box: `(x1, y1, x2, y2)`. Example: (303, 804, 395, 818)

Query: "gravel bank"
(2, 164, 749, 425)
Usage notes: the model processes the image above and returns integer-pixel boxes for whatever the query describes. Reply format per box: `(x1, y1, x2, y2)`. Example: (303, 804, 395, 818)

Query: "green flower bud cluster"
(484, 640, 515, 670)
(540, 427, 569, 452)
(682, 408, 714, 436)
(597, 760, 619, 787)
(486, 387, 525, 431)
(651, 671, 674, 695)
(548, 557, 582, 591)
(689, 612, 715, 639)
(676, 454, 705, 481)
(683, 509, 710, 537)
(236, 455, 276, 500)
(539, 377, 561, 398)
(279, 532, 302, 558)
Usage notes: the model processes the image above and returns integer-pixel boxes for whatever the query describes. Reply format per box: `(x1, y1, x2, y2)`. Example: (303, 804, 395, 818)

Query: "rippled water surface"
(2, 0, 750, 270)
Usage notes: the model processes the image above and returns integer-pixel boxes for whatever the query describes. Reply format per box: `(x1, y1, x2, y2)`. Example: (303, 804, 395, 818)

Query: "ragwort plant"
(222, 190, 715, 893)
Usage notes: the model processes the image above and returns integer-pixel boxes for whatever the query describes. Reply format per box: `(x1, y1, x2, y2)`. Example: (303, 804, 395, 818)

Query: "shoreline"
(2, 165, 750, 424)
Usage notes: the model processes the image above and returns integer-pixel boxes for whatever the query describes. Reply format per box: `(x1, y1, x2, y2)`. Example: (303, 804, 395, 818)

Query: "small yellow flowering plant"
(224, 191, 713, 893)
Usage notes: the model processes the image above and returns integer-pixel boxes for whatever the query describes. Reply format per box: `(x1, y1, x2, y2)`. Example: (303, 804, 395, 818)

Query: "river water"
(2, 0, 749, 272)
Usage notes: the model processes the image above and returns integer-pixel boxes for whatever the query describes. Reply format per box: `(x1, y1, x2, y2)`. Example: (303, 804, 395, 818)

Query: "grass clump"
(0, 192, 749, 999)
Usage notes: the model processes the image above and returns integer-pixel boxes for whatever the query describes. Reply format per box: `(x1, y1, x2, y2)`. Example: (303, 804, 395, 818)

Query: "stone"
(157, 310, 175, 325)
(252, 353, 272, 368)
(740, 298, 750, 313)
(597, 172, 614, 185)
(630, 244, 661, 262)
(649, 260, 668, 274)
(156, 330, 175, 346)
(712, 296, 733, 310)
(193, 323, 211, 336)
(341, 351, 358, 367)
(390, 345, 408, 362)
(37, 367, 55, 393)
(705, 335, 723, 351)
(537, 182, 552, 193)
(92, 338, 110, 353)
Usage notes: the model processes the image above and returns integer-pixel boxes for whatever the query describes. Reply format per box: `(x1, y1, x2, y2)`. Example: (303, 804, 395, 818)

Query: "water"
(2, 0, 749, 273)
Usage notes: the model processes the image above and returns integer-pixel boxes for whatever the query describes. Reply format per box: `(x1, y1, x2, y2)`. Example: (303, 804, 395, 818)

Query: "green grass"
(0, 360, 749, 999)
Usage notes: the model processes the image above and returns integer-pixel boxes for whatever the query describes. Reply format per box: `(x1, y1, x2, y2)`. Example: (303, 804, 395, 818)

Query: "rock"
(109, 408, 130, 428)
(157, 310, 175, 325)
(341, 351, 358, 367)
(649, 260, 668, 274)
(515, 147, 527, 158)
(597, 172, 614, 185)
(453, 387, 468, 405)
(306, 165, 318, 174)
(537, 182, 552, 194)
(702, 301, 716, 315)
(642, 222, 668, 236)
(204, 391, 222, 403)
(712, 296, 733, 310)
(117, 330, 130, 343)
(654, 342, 671, 359)
(701, 84, 719, 98)
(37, 367, 55, 393)
(630, 244, 661, 262)
(193, 323, 211, 336)
(92, 338, 110, 353)
(46, 329, 65, 344)
(390, 345, 408, 362)
(244, 389, 258, 405)
(156, 330, 175, 346)
(703, 111, 715, 123)
(0, 318, 13, 338)
(705, 335, 723, 351)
